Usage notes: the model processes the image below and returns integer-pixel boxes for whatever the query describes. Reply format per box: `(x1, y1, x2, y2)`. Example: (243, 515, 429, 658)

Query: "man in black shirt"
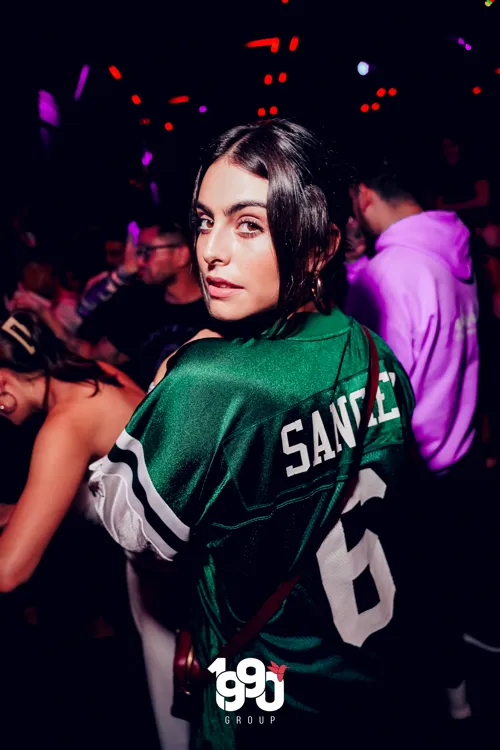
(107, 221, 208, 387)
(24, 219, 210, 389)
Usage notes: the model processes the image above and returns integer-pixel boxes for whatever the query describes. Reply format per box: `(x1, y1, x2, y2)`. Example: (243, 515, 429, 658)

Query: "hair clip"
(1, 317, 36, 355)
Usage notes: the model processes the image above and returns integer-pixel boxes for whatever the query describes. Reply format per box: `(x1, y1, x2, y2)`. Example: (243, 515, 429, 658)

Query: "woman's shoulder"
(167, 337, 242, 376)
(33, 403, 93, 462)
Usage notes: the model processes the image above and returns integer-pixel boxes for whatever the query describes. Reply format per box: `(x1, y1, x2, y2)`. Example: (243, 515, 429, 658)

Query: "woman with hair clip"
(0, 309, 144, 595)
(89, 120, 416, 749)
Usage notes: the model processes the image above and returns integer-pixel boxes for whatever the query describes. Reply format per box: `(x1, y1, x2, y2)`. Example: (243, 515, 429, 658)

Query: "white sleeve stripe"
(115, 430, 190, 542)
(90, 461, 178, 561)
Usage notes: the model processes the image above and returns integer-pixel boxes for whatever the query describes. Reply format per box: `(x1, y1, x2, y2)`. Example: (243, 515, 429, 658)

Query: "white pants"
(126, 560, 190, 750)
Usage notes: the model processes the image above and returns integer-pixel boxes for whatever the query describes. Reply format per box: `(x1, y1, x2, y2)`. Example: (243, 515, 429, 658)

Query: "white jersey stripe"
(114, 429, 190, 542)
(89, 456, 178, 561)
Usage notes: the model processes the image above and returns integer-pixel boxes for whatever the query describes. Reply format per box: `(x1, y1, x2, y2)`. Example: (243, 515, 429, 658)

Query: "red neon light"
(278, 72, 287, 83)
(109, 66, 122, 80)
(269, 106, 278, 115)
(472, 86, 482, 94)
(246, 38, 280, 51)
(257, 108, 266, 117)
(168, 95, 190, 104)
(388, 87, 397, 96)
(360, 104, 369, 113)
(289, 36, 299, 52)
(376, 88, 386, 97)
(131, 94, 141, 105)
(495, 68, 500, 74)
(264, 74, 272, 85)
(164, 122, 174, 131)
(371, 102, 380, 110)
(282, 0, 289, 3)
(139, 118, 151, 125)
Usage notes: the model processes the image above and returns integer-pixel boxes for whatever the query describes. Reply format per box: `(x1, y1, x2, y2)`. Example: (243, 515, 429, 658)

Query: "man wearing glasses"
(31, 218, 209, 389)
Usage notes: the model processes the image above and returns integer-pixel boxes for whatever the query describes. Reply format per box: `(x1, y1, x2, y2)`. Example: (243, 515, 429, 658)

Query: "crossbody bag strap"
(200, 326, 380, 676)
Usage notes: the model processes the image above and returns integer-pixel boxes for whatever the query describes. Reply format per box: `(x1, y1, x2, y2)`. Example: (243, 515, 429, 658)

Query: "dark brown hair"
(0, 310, 121, 408)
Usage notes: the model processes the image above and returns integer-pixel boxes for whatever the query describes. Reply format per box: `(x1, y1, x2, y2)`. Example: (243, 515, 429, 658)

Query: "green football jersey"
(91, 308, 415, 748)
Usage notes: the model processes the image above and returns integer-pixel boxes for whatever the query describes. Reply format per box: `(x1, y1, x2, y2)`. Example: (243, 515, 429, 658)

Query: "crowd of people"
(0, 119, 499, 749)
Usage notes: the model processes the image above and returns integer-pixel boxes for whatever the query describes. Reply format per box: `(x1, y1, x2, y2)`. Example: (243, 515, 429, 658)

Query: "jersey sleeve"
(87, 343, 229, 560)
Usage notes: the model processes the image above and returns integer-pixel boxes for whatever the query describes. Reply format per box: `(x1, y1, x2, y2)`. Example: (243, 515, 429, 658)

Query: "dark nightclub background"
(3, 0, 499, 263)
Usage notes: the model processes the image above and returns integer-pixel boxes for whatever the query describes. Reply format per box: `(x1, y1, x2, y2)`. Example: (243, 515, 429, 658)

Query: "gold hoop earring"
(0, 391, 18, 415)
(311, 273, 330, 314)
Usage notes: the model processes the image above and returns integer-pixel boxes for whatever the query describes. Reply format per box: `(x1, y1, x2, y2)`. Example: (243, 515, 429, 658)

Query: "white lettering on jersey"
(376, 372, 401, 424)
(312, 410, 336, 466)
(316, 468, 395, 647)
(281, 372, 400, 479)
(281, 420, 311, 477)
(330, 396, 356, 453)
(349, 388, 365, 428)
(349, 387, 377, 428)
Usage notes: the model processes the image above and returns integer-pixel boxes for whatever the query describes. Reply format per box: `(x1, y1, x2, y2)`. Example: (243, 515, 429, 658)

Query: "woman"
(89, 120, 416, 748)
(0, 309, 195, 750)
(0, 309, 144, 593)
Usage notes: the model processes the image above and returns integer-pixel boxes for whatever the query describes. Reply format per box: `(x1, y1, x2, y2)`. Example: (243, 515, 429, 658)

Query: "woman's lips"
(206, 276, 243, 299)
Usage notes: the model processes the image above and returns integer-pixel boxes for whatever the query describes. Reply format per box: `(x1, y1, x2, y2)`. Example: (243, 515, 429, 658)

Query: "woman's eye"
(197, 217, 213, 233)
(238, 220, 262, 236)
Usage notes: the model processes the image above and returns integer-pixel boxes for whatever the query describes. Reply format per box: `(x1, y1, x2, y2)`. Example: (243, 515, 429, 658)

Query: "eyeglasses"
(135, 243, 176, 261)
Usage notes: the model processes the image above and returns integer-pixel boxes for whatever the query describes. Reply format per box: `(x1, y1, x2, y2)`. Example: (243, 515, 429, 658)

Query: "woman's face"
(195, 159, 280, 321)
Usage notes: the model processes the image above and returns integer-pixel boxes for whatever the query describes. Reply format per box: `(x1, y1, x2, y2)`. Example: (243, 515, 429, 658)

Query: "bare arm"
(42, 307, 128, 364)
(436, 179, 490, 212)
(0, 416, 92, 592)
(10, 290, 128, 365)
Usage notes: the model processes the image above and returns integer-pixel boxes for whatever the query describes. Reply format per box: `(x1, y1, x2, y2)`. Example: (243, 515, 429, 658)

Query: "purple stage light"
(458, 38, 465, 45)
(142, 150, 153, 167)
(74, 65, 90, 101)
(40, 126, 50, 147)
(465, 43, 472, 51)
(38, 90, 60, 127)
(198, 105, 207, 113)
(150, 181, 159, 205)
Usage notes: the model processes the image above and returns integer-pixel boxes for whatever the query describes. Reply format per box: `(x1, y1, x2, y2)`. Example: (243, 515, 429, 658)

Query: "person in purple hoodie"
(344, 152, 481, 720)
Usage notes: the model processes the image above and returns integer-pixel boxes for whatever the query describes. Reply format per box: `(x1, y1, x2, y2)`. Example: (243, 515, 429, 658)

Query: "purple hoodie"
(345, 211, 479, 473)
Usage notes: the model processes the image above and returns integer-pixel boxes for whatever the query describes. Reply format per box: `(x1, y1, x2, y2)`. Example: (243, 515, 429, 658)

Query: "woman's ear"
(311, 224, 341, 274)
(310, 224, 342, 273)
(328, 223, 341, 259)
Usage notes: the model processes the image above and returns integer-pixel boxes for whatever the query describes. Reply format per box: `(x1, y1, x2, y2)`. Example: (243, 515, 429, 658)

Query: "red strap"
(200, 326, 380, 678)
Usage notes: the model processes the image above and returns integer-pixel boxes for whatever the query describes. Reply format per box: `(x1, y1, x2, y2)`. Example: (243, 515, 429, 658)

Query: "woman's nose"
(201, 227, 231, 267)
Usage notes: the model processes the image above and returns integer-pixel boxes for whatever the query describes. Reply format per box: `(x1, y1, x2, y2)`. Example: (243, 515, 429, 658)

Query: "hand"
(11, 290, 49, 314)
(0, 504, 15, 529)
(121, 232, 140, 276)
(345, 218, 367, 264)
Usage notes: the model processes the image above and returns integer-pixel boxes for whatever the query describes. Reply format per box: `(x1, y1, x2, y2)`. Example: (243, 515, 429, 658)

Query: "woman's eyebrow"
(196, 200, 267, 218)
(225, 200, 267, 217)
(195, 200, 214, 218)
